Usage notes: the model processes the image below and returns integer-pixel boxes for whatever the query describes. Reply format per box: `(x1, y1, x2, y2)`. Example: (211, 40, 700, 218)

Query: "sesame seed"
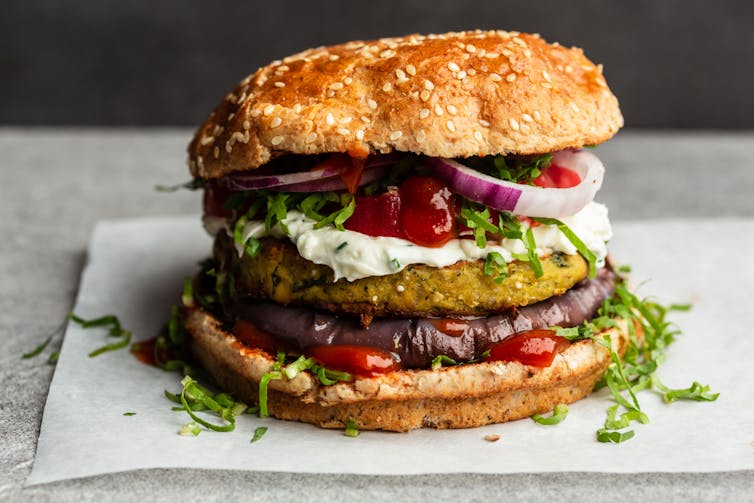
(501, 49, 514, 58)
(329, 54, 339, 61)
(446, 104, 458, 115)
(395, 69, 406, 80)
(420, 89, 431, 101)
(360, 116, 371, 123)
(326, 90, 335, 98)
(274, 81, 285, 88)
(344, 77, 353, 85)
(434, 104, 444, 116)
(263, 105, 275, 116)
(270, 117, 282, 128)
(542, 70, 552, 82)
(448, 61, 460, 72)
(473, 131, 483, 142)
(305, 132, 317, 143)
(509, 118, 520, 131)
(506, 73, 517, 82)
(467, 68, 477, 76)
(416, 130, 426, 142)
(271, 135, 284, 146)
(396, 284, 405, 293)
(213, 146, 219, 158)
(337, 128, 350, 135)
(466, 44, 477, 53)
(512, 36, 527, 47)
(277, 65, 289, 72)
(243, 120, 250, 130)
(380, 49, 395, 58)
(200, 135, 214, 146)
(540, 82, 553, 89)
(382, 82, 393, 92)
(565, 65, 573, 73)
(424, 80, 435, 90)
(330, 82, 344, 90)
(570, 102, 580, 113)
(371, 295, 379, 302)
(533, 111, 541, 121)
(457, 70, 467, 79)
(227, 113, 235, 121)
(419, 108, 430, 119)
(520, 123, 531, 134)
(390, 130, 403, 140)
(446, 120, 456, 132)
(478, 48, 486, 57)
(485, 52, 499, 59)
(489, 73, 502, 82)
(293, 104, 302, 113)
(406, 64, 416, 76)
(340, 116, 353, 124)
(479, 119, 491, 128)
(225, 140, 233, 153)
(597, 63, 604, 73)
(367, 99, 378, 110)
(355, 130, 365, 140)
(523, 49, 532, 58)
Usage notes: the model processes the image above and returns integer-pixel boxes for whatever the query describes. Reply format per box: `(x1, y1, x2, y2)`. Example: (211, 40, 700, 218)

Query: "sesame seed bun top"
(188, 30, 623, 179)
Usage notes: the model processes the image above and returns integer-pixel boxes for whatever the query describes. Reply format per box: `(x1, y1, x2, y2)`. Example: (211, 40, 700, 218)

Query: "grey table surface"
(1, 128, 752, 502)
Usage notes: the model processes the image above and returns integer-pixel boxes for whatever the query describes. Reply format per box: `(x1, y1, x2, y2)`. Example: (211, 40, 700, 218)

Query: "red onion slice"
(427, 149, 605, 217)
(279, 165, 389, 192)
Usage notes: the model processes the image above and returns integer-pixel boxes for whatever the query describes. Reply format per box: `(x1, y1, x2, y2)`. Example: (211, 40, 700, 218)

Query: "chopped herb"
(431, 355, 457, 370)
(22, 335, 52, 359)
(154, 179, 204, 192)
(69, 312, 132, 357)
(179, 422, 202, 437)
(531, 404, 569, 425)
(389, 258, 401, 271)
(48, 351, 60, 364)
(344, 419, 360, 438)
(483, 252, 508, 283)
(181, 277, 195, 308)
(258, 371, 282, 417)
(335, 241, 348, 253)
(616, 264, 632, 274)
(123, 412, 137, 416)
(533, 217, 597, 278)
(523, 227, 544, 278)
(178, 376, 237, 432)
(251, 426, 268, 443)
(553, 281, 718, 443)
(463, 153, 552, 185)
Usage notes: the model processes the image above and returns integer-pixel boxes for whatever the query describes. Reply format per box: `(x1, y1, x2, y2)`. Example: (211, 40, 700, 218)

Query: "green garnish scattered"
(389, 258, 401, 271)
(554, 281, 718, 442)
(258, 371, 281, 418)
(251, 426, 268, 443)
(344, 420, 360, 438)
(483, 252, 508, 283)
(335, 241, 348, 253)
(531, 404, 569, 425)
(22, 335, 52, 359)
(69, 312, 132, 357)
(431, 355, 458, 370)
(464, 153, 553, 185)
(179, 422, 202, 437)
(48, 351, 60, 364)
(123, 412, 136, 416)
(523, 227, 544, 278)
(177, 376, 245, 432)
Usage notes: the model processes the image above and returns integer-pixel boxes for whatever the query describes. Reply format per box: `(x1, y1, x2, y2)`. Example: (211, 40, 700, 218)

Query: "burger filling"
(195, 150, 615, 376)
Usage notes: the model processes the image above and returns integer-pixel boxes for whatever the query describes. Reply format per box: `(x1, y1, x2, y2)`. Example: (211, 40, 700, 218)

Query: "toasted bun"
(183, 307, 632, 431)
(188, 30, 623, 179)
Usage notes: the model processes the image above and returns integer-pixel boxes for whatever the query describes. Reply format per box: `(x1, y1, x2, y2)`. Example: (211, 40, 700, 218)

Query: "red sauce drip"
(130, 337, 159, 366)
(486, 329, 570, 367)
(430, 319, 469, 337)
(232, 320, 278, 354)
(345, 188, 403, 238)
(307, 344, 401, 377)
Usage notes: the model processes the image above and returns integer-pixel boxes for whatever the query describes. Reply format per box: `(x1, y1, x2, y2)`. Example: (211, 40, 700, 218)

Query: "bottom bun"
(183, 308, 632, 432)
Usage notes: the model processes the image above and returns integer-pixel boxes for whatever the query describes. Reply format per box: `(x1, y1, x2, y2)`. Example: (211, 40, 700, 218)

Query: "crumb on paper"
(484, 434, 500, 442)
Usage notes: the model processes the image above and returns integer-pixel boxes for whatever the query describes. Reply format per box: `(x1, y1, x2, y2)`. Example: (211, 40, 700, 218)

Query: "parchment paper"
(26, 217, 754, 485)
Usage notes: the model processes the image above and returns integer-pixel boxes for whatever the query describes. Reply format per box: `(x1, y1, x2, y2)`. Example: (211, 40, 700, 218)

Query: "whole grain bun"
(188, 30, 623, 179)
(183, 307, 633, 431)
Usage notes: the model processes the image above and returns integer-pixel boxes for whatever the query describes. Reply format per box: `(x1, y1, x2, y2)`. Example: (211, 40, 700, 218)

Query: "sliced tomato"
(486, 329, 570, 367)
(532, 163, 581, 188)
(307, 344, 401, 377)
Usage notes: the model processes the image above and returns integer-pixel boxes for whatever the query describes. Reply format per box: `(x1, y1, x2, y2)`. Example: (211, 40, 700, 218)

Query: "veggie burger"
(182, 30, 628, 431)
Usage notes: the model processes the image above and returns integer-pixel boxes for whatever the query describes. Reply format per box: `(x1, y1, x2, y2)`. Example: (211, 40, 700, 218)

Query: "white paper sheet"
(27, 217, 754, 485)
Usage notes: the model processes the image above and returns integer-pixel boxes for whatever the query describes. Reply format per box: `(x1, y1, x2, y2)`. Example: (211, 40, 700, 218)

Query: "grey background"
(3, 0, 754, 128)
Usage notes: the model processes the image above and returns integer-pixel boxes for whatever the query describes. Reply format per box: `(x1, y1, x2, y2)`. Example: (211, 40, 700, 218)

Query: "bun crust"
(183, 307, 632, 431)
(188, 30, 623, 179)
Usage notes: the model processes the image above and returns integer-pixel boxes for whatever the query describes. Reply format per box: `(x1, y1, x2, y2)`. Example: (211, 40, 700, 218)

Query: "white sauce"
(214, 201, 612, 282)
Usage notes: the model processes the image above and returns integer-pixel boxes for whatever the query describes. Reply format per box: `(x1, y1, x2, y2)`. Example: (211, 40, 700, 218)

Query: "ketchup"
(130, 337, 160, 366)
(486, 329, 570, 367)
(344, 175, 456, 246)
(307, 344, 401, 377)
